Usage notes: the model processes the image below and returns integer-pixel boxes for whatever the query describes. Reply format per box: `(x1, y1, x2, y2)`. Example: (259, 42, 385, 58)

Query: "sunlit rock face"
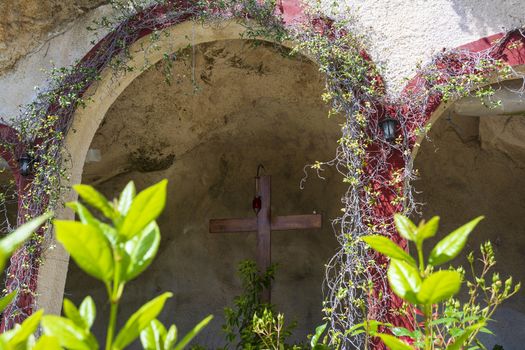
(65, 39, 345, 348)
(414, 81, 525, 350)
(0, 0, 106, 74)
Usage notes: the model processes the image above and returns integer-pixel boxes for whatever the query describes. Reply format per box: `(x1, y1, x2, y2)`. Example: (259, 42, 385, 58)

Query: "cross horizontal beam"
(209, 214, 322, 233)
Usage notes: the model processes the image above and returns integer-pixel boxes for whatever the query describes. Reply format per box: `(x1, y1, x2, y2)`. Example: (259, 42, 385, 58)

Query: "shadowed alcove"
(64, 39, 344, 348)
(414, 79, 525, 350)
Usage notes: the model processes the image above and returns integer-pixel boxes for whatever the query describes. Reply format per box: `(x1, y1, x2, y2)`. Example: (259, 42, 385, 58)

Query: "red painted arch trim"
(400, 30, 525, 139)
(0, 124, 27, 189)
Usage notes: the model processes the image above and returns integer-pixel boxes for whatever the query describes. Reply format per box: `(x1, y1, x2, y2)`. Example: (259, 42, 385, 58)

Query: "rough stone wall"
(414, 93, 525, 349)
(0, 1, 111, 120)
(0, 0, 107, 74)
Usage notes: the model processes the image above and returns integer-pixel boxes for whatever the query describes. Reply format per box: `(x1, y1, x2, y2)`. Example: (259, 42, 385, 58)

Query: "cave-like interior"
(414, 79, 525, 349)
(64, 39, 345, 348)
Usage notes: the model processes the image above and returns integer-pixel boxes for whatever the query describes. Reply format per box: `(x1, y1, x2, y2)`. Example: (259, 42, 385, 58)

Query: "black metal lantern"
(18, 153, 32, 177)
(380, 117, 399, 143)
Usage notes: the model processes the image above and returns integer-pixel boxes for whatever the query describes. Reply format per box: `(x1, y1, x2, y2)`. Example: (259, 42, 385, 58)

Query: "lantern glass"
(381, 118, 397, 142)
(19, 154, 32, 177)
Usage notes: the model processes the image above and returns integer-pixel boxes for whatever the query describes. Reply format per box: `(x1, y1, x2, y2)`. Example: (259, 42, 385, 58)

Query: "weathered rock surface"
(454, 80, 525, 117)
(415, 108, 525, 350)
(0, 0, 107, 74)
(480, 115, 525, 166)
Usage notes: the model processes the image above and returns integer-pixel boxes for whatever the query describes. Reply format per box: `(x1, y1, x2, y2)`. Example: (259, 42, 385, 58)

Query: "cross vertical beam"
(257, 175, 271, 302)
(209, 173, 323, 303)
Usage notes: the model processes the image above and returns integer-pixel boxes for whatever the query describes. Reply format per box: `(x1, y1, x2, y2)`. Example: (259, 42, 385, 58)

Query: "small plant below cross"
(220, 260, 300, 350)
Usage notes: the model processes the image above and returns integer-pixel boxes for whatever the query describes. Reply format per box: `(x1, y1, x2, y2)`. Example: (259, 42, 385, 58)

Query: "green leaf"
(9, 309, 44, 347)
(479, 327, 493, 335)
(173, 315, 213, 350)
(115, 245, 132, 284)
(41, 315, 98, 350)
(33, 335, 63, 350)
(387, 259, 421, 304)
(164, 325, 177, 350)
(54, 220, 114, 282)
(394, 214, 417, 242)
(310, 323, 327, 348)
(124, 222, 161, 281)
(418, 270, 462, 305)
(63, 298, 88, 329)
(113, 292, 173, 350)
(377, 334, 414, 350)
(66, 202, 96, 225)
(446, 323, 484, 350)
(366, 320, 392, 335)
(0, 290, 16, 313)
(429, 317, 458, 326)
(312, 346, 331, 350)
(428, 216, 483, 266)
(363, 235, 416, 266)
(417, 216, 439, 241)
(119, 180, 167, 238)
(348, 322, 365, 337)
(74, 184, 115, 219)
(391, 327, 414, 338)
(98, 222, 119, 245)
(79, 296, 96, 329)
(140, 319, 166, 350)
(67, 202, 119, 244)
(118, 181, 136, 216)
(0, 213, 52, 271)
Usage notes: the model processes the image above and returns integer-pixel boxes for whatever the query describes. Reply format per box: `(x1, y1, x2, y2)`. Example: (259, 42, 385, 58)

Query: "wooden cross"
(209, 175, 322, 301)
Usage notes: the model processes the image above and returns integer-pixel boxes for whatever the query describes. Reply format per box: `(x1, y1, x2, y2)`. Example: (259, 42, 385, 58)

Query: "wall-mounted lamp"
(380, 118, 399, 143)
(18, 153, 32, 177)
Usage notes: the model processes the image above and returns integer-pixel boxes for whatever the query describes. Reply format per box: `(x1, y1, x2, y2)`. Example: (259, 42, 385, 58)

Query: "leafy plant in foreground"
(361, 214, 520, 350)
(43, 180, 212, 350)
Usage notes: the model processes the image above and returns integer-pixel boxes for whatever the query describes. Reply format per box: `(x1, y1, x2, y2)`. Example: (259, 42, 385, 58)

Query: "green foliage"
(221, 260, 299, 349)
(0, 213, 52, 272)
(0, 310, 45, 349)
(362, 214, 521, 350)
(41, 180, 211, 350)
(222, 260, 275, 348)
(251, 309, 302, 350)
(0, 214, 52, 349)
(309, 323, 330, 350)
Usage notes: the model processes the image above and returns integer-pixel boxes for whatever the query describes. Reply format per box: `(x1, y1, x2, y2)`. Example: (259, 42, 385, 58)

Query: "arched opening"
(63, 38, 343, 347)
(35, 19, 284, 317)
(414, 78, 525, 349)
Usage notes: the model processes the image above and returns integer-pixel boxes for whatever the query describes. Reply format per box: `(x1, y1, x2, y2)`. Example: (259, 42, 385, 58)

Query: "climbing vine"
(296, 8, 525, 346)
(0, 1, 524, 350)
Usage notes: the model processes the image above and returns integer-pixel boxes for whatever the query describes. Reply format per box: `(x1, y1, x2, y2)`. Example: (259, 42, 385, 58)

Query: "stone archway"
(34, 19, 304, 316)
(63, 37, 343, 346)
